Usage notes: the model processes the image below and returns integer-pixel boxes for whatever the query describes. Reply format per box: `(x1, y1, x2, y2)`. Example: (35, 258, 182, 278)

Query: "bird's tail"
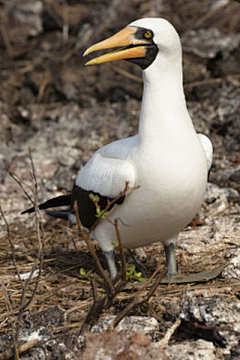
(46, 210, 71, 220)
(21, 194, 71, 217)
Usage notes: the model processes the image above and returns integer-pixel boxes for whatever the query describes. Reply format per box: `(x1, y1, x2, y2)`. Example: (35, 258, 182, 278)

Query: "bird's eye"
(144, 30, 153, 39)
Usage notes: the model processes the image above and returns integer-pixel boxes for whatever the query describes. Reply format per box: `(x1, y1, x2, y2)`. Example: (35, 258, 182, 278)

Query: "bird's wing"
(73, 149, 136, 229)
(21, 194, 71, 215)
(198, 134, 213, 171)
(75, 151, 136, 198)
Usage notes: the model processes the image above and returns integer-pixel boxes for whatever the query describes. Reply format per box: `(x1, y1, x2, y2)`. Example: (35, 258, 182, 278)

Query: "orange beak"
(83, 27, 149, 65)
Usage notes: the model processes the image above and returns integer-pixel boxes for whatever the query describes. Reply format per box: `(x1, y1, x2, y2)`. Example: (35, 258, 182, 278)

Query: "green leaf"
(89, 193, 100, 202)
(79, 268, 86, 276)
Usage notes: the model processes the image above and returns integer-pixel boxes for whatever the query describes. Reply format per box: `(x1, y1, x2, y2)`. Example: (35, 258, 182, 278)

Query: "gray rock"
(222, 248, 240, 280)
(91, 315, 159, 336)
(180, 291, 240, 354)
(203, 183, 239, 216)
(182, 28, 240, 58)
(165, 339, 216, 360)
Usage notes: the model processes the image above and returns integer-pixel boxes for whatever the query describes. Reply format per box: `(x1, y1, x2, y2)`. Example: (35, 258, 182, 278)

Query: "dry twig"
(0, 205, 21, 359)
(77, 184, 166, 335)
(157, 317, 181, 348)
(89, 182, 139, 233)
(6, 167, 34, 205)
(15, 150, 44, 311)
(75, 209, 126, 334)
(74, 200, 114, 294)
(0, 205, 22, 284)
(114, 219, 126, 283)
(2, 149, 44, 359)
(0, 339, 40, 360)
(110, 265, 166, 329)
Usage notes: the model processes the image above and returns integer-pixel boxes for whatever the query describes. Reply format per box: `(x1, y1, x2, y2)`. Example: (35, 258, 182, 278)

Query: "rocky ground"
(0, 0, 240, 359)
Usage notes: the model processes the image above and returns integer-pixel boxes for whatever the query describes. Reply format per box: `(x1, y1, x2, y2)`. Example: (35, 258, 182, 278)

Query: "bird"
(22, 18, 213, 280)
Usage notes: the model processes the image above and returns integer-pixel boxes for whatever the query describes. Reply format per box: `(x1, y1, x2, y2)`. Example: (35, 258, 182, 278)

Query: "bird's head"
(83, 18, 181, 70)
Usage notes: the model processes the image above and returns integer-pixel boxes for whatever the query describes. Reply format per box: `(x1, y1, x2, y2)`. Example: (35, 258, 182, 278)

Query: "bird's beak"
(83, 27, 149, 65)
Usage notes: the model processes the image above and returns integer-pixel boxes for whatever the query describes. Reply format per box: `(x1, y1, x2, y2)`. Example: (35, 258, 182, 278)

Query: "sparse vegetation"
(0, 0, 240, 358)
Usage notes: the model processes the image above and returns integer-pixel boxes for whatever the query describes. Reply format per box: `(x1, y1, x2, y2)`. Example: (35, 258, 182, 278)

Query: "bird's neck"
(138, 55, 195, 147)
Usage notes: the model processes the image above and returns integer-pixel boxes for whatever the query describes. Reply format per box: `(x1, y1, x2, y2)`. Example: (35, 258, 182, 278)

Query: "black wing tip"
(21, 208, 34, 215)
(21, 208, 70, 220)
(21, 194, 71, 215)
(47, 210, 70, 220)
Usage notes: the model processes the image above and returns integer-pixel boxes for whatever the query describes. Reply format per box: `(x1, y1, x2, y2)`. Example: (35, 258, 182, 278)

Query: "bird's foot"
(160, 262, 228, 284)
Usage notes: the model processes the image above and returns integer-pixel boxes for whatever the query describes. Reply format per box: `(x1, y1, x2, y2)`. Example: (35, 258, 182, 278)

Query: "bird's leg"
(161, 241, 227, 284)
(164, 243, 177, 276)
(104, 249, 117, 279)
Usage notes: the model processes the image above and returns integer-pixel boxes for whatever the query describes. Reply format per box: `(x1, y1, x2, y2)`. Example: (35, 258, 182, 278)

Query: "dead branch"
(78, 183, 170, 335)
(79, 291, 108, 335)
(74, 200, 115, 294)
(0, 205, 22, 284)
(114, 219, 126, 282)
(12, 150, 44, 359)
(3, 150, 44, 359)
(6, 167, 34, 205)
(0, 279, 20, 359)
(89, 182, 139, 233)
(110, 265, 166, 330)
(128, 249, 148, 276)
(0, 205, 21, 359)
(16, 150, 44, 312)
(78, 207, 166, 335)
(110, 219, 127, 292)
(157, 317, 181, 348)
(78, 214, 128, 335)
(0, 339, 40, 360)
(91, 278, 99, 302)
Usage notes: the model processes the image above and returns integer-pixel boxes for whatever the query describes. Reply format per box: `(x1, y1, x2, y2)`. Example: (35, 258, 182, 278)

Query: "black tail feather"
(47, 210, 70, 220)
(21, 194, 71, 215)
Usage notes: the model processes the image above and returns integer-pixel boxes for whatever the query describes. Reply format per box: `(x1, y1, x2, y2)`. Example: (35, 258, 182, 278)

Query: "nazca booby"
(22, 18, 213, 279)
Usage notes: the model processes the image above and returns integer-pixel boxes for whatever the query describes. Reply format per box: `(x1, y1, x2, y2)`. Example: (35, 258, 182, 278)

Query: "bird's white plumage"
(75, 18, 213, 255)
(198, 134, 213, 171)
(75, 147, 136, 198)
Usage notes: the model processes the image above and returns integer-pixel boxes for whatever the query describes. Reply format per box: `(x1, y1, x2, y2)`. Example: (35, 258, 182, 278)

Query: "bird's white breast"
(94, 134, 208, 252)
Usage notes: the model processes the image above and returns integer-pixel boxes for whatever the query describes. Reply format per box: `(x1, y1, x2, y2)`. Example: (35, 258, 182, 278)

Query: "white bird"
(22, 18, 213, 279)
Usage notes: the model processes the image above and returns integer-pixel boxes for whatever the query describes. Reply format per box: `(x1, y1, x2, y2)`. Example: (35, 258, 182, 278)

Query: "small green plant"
(89, 193, 109, 219)
(79, 268, 106, 293)
(118, 262, 146, 282)
(89, 193, 100, 203)
(79, 267, 93, 283)
(111, 242, 119, 248)
(95, 208, 109, 219)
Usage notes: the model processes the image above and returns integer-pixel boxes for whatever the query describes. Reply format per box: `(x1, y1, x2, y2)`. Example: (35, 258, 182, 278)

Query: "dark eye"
(144, 30, 153, 39)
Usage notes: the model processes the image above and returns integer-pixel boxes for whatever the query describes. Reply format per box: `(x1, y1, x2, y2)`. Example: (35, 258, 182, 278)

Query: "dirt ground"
(0, 0, 240, 359)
